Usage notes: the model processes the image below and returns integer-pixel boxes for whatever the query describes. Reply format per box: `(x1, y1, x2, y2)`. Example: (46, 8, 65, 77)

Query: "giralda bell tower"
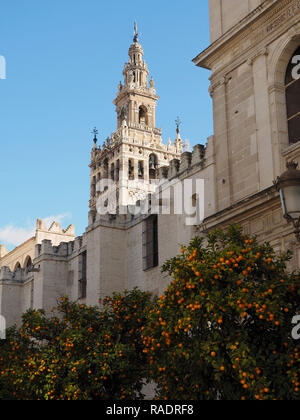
(89, 23, 183, 214)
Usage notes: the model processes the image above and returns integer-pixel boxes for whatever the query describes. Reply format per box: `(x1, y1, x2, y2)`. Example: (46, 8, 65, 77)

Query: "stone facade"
(193, 0, 300, 266)
(1, 2, 300, 328)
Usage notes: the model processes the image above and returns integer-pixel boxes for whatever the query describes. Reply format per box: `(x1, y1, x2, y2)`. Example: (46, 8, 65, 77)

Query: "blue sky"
(0, 0, 212, 250)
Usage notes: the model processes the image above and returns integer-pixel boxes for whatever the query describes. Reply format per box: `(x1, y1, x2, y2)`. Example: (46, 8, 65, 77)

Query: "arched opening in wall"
(120, 107, 127, 125)
(285, 46, 300, 145)
(116, 160, 120, 181)
(110, 163, 115, 181)
(139, 106, 148, 125)
(149, 154, 158, 180)
(91, 176, 96, 197)
(142, 215, 158, 271)
(24, 256, 32, 270)
(138, 161, 144, 179)
(191, 193, 199, 224)
(192, 193, 198, 209)
(79, 251, 87, 300)
(103, 158, 109, 178)
(128, 159, 134, 180)
(14, 262, 21, 271)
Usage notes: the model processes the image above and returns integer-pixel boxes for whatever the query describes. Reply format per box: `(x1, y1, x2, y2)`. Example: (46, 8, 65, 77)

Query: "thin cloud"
(0, 213, 72, 248)
(0, 225, 35, 247)
(183, 139, 192, 153)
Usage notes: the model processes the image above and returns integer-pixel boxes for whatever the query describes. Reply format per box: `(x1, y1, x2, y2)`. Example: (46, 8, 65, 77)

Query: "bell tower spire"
(89, 25, 183, 214)
(114, 23, 158, 129)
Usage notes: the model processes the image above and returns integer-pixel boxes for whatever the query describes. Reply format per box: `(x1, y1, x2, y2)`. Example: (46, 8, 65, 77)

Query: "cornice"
(198, 186, 278, 231)
(114, 87, 159, 105)
(193, 0, 297, 72)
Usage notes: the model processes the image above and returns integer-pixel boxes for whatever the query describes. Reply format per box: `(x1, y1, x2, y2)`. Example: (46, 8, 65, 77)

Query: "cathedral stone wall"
(86, 225, 127, 306)
(209, 0, 275, 43)
(200, 188, 300, 272)
(192, 0, 300, 274)
(195, 0, 300, 211)
(34, 241, 70, 315)
(85, 140, 216, 299)
(126, 213, 193, 296)
(0, 268, 33, 327)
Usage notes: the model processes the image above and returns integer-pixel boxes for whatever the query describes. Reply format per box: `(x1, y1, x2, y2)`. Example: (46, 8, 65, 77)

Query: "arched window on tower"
(129, 159, 134, 180)
(285, 46, 300, 145)
(91, 176, 96, 197)
(116, 160, 120, 181)
(139, 105, 148, 126)
(120, 107, 127, 125)
(149, 154, 158, 180)
(103, 158, 109, 179)
(111, 163, 115, 181)
(138, 161, 144, 179)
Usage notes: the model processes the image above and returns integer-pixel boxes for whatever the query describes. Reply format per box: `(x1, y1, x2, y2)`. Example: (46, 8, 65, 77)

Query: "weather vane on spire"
(92, 127, 98, 144)
(134, 21, 139, 42)
(175, 117, 181, 134)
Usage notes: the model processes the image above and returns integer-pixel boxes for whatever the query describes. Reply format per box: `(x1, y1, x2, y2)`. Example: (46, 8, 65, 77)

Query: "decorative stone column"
(250, 50, 274, 190)
(210, 76, 233, 211)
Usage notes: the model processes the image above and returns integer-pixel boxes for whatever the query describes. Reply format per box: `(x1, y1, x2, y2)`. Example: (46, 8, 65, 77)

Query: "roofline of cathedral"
(0, 236, 35, 261)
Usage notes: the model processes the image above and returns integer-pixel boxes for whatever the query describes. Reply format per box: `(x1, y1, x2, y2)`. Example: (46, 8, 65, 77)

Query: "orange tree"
(143, 226, 300, 400)
(0, 288, 153, 400)
(0, 326, 30, 400)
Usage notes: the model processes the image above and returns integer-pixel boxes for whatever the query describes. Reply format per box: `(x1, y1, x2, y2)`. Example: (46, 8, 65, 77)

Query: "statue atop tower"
(134, 21, 138, 43)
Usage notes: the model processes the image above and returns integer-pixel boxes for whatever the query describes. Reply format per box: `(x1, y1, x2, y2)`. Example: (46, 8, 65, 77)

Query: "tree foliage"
(1, 226, 300, 400)
(0, 289, 153, 400)
(144, 226, 300, 400)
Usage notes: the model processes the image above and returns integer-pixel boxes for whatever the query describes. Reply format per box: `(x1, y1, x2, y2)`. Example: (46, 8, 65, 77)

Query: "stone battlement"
(0, 219, 76, 273)
(0, 266, 33, 283)
(158, 143, 207, 181)
(35, 235, 86, 260)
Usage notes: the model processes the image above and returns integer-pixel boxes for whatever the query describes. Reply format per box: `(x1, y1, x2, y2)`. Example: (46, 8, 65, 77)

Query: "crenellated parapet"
(35, 235, 86, 262)
(0, 219, 76, 274)
(0, 266, 13, 281)
(0, 266, 33, 283)
(157, 143, 207, 181)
